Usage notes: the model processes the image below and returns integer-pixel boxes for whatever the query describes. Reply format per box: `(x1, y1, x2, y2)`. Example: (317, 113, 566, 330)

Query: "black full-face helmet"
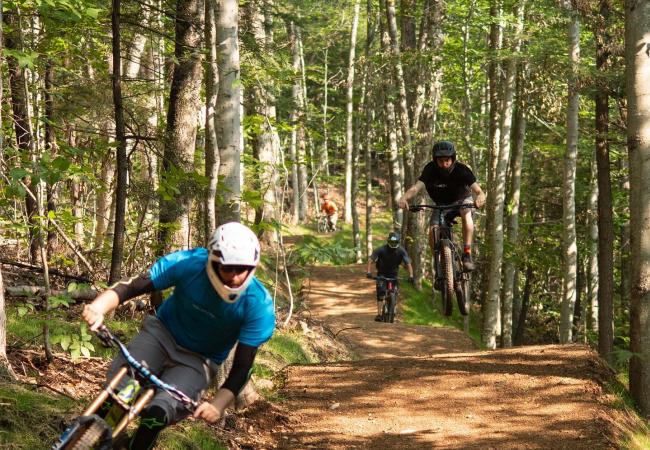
(387, 232, 400, 249)
(432, 140, 457, 172)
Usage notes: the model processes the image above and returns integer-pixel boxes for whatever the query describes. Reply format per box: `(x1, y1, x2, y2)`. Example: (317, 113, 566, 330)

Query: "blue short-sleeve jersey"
(149, 248, 275, 363)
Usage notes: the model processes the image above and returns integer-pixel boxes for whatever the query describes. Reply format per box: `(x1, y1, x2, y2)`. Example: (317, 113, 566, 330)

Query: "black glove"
(366, 272, 373, 279)
(408, 276, 415, 284)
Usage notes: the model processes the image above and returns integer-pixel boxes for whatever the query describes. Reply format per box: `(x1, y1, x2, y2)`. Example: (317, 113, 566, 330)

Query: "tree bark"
(158, 0, 204, 249)
(499, 0, 526, 348)
(595, 0, 614, 362)
(560, 0, 580, 344)
(626, 0, 650, 417)
(204, 0, 219, 238)
(344, 0, 361, 224)
(109, 0, 129, 284)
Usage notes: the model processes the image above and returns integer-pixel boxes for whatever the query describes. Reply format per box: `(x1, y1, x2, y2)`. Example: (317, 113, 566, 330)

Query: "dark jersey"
(418, 161, 477, 204)
(370, 245, 411, 278)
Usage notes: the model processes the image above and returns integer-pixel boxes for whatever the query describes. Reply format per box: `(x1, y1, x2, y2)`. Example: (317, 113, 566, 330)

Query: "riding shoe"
(462, 253, 475, 271)
(374, 315, 382, 322)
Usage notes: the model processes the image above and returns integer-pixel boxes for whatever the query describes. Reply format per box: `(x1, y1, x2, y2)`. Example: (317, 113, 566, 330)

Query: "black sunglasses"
(219, 264, 252, 274)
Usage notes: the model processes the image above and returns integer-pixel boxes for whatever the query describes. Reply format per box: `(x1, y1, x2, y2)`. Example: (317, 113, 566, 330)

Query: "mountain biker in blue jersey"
(366, 232, 414, 321)
(82, 222, 275, 450)
(397, 140, 486, 273)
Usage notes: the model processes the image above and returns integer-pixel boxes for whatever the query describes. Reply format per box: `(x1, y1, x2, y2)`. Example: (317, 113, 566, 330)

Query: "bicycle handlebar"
(95, 326, 198, 412)
(409, 203, 476, 212)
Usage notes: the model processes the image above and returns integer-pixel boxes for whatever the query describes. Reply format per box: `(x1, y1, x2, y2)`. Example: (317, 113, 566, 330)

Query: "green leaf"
(70, 349, 81, 361)
(60, 335, 71, 351)
(17, 307, 28, 317)
(80, 347, 91, 358)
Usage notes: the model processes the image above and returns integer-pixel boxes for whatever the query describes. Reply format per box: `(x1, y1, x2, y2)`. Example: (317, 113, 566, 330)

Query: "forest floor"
(273, 264, 640, 449)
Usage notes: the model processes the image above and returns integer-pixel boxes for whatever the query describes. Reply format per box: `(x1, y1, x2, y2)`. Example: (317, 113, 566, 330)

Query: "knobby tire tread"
(68, 421, 105, 450)
(456, 276, 470, 316)
(441, 243, 454, 316)
(388, 292, 396, 323)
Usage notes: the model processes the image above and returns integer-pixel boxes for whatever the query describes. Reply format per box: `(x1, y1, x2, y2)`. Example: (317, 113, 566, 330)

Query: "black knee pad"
(139, 404, 168, 430)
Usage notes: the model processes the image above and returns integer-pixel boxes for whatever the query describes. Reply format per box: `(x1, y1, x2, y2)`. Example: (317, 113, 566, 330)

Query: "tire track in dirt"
(277, 264, 622, 449)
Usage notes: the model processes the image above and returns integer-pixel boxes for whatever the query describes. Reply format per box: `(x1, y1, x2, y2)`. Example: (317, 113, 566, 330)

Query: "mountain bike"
(52, 325, 198, 450)
(409, 203, 476, 317)
(371, 275, 399, 323)
(317, 214, 335, 233)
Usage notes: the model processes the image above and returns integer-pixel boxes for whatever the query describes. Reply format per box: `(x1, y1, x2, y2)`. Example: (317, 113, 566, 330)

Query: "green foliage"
(159, 422, 227, 450)
(289, 234, 355, 266)
(51, 325, 95, 360)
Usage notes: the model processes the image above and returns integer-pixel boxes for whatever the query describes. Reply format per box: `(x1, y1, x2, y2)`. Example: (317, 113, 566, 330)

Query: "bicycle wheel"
(387, 291, 396, 323)
(441, 242, 454, 316)
(456, 273, 470, 316)
(70, 421, 105, 450)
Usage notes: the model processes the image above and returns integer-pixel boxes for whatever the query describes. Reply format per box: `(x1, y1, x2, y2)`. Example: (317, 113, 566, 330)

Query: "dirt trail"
(277, 264, 622, 449)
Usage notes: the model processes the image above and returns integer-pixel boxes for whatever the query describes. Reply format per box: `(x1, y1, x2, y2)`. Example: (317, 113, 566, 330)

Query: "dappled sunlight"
(279, 265, 618, 449)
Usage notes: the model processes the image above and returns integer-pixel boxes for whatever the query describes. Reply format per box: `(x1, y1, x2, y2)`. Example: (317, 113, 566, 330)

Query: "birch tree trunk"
(344, 0, 360, 224)
(288, 21, 300, 224)
(247, 0, 280, 244)
(321, 48, 330, 177)
(560, 1, 580, 344)
(0, 267, 15, 380)
(364, 0, 378, 259)
(587, 151, 599, 333)
(626, 0, 650, 416)
(159, 0, 203, 249)
(204, 0, 218, 238)
(215, 0, 241, 225)
(499, 0, 526, 348)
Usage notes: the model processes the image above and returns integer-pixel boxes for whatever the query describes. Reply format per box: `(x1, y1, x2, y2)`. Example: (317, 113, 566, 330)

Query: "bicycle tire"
(388, 291, 396, 323)
(67, 421, 105, 450)
(456, 274, 470, 316)
(441, 242, 454, 316)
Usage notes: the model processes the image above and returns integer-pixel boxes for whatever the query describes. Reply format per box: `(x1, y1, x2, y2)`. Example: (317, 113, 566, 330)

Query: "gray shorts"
(429, 196, 474, 227)
(106, 315, 217, 424)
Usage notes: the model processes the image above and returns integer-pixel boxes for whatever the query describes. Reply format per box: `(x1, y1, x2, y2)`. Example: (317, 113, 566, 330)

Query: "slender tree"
(626, 0, 650, 416)
(560, 0, 580, 344)
(344, 0, 360, 223)
(204, 0, 219, 238)
(109, 0, 129, 283)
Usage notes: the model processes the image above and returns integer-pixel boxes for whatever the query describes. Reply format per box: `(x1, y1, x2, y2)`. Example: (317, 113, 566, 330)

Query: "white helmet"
(206, 222, 260, 303)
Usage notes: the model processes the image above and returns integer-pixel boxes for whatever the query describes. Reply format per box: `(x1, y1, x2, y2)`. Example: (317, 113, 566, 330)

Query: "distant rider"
(320, 193, 339, 232)
(82, 222, 275, 450)
(397, 140, 486, 273)
(366, 232, 414, 322)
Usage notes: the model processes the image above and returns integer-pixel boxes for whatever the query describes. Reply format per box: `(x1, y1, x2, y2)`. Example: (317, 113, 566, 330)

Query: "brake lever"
(95, 325, 114, 348)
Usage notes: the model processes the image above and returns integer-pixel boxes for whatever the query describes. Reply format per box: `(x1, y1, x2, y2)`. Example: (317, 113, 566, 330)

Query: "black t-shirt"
(370, 245, 411, 278)
(418, 161, 477, 204)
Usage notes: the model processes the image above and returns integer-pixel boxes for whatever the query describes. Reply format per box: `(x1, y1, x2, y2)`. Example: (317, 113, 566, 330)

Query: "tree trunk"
(596, 0, 614, 363)
(214, 0, 241, 225)
(560, 0, 579, 344)
(204, 0, 219, 238)
(247, 0, 280, 244)
(586, 152, 599, 333)
(364, 0, 378, 259)
(626, 0, 650, 417)
(109, 0, 129, 284)
(499, 0, 526, 348)
(321, 48, 330, 178)
(513, 264, 533, 346)
(344, 0, 360, 224)
(502, 63, 527, 348)
(288, 21, 301, 224)
(158, 0, 203, 250)
(5, 10, 38, 263)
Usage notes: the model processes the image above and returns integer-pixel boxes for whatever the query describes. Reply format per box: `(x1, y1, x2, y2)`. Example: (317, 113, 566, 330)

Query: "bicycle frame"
(373, 276, 399, 323)
(52, 326, 198, 449)
(409, 203, 475, 316)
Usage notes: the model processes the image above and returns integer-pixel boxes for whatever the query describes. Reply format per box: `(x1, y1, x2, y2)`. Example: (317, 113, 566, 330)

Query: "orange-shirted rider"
(320, 193, 338, 232)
